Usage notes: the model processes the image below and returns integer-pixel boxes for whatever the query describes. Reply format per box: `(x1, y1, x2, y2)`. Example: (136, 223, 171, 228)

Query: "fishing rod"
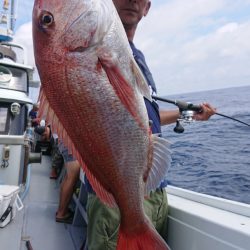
(152, 95, 250, 133)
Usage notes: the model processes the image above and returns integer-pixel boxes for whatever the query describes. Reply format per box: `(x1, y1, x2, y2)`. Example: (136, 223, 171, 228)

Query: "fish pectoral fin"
(145, 135, 172, 194)
(131, 60, 152, 102)
(98, 55, 147, 130)
(97, 48, 118, 68)
(98, 48, 152, 102)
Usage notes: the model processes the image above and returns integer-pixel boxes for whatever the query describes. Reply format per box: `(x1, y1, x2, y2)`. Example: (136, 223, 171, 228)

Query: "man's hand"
(194, 103, 216, 121)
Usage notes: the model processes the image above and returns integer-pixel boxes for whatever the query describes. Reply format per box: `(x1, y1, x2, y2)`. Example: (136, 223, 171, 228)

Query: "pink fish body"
(32, 0, 171, 249)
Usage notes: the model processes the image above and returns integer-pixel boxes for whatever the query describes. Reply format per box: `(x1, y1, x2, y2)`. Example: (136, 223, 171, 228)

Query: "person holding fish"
(85, 0, 216, 249)
(32, 0, 216, 249)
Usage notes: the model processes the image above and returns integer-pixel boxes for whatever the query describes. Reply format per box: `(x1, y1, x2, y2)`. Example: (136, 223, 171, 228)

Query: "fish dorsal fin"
(145, 135, 172, 194)
(38, 89, 117, 208)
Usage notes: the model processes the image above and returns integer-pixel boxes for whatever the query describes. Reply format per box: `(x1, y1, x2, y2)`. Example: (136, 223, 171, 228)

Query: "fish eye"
(40, 12, 54, 27)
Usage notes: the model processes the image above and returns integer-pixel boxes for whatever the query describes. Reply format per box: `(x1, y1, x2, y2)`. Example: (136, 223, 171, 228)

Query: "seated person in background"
(34, 125, 63, 178)
(50, 134, 64, 179)
(35, 125, 80, 223)
(29, 103, 40, 127)
(34, 125, 53, 155)
(55, 152, 80, 224)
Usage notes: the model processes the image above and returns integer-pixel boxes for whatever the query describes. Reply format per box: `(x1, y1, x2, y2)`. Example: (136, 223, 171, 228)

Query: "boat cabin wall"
(0, 42, 35, 187)
(0, 101, 28, 136)
(0, 142, 25, 185)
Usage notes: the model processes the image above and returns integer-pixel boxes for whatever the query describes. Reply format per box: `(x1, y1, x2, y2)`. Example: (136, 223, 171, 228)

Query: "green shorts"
(86, 188, 168, 250)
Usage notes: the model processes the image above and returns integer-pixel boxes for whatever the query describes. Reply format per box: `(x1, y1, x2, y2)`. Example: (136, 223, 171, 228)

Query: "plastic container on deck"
(0, 185, 23, 228)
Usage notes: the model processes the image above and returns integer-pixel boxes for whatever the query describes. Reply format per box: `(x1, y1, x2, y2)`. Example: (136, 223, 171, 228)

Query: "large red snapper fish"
(32, 0, 171, 249)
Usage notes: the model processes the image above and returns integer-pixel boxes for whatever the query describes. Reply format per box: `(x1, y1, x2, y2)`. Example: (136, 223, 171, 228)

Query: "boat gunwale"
(167, 185, 250, 218)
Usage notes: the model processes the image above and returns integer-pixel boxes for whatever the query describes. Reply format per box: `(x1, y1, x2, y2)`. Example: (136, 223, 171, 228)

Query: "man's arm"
(159, 103, 216, 126)
(160, 110, 180, 126)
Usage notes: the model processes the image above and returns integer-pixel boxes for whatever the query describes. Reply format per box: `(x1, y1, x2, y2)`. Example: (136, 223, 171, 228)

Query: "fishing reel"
(173, 101, 202, 133)
(152, 96, 202, 134)
(174, 109, 196, 133)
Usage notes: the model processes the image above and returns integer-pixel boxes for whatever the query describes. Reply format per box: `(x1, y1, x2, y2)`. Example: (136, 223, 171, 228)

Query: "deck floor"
(20, 155, 75, 250)
(0, 155, 75, 250)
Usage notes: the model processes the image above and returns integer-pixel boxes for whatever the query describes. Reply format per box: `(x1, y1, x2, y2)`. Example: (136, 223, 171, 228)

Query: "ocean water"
(160, 85, 250, 204)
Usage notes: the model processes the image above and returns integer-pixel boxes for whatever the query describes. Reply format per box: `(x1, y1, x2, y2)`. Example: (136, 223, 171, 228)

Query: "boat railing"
(167, 185, 250, 218)
(0, 134, 25, 145)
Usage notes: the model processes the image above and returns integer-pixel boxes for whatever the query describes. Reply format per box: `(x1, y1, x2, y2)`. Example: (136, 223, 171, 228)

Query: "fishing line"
(152, 95, 250, 130)
(215, 112, 250, 127)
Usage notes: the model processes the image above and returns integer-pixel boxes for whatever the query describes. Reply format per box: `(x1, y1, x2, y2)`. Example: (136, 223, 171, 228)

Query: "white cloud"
(135, 0, 250, 95)
(217, 22, 238, 33)
(14, 21, 41, 76)
(13, 22, 34, 67)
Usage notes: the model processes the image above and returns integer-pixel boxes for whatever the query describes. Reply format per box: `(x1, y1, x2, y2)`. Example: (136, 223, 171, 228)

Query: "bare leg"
(56, 160, 80, 218)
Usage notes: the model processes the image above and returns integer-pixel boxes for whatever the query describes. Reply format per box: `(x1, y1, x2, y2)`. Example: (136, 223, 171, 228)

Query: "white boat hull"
(166, 186, 250, 250)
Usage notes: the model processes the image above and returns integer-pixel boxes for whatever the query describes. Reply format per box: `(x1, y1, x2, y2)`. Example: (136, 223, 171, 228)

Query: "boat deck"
(0, 156, 79, 250)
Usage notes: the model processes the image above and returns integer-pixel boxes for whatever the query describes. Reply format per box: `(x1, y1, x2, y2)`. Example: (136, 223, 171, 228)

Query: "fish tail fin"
(117, 223, 171, 250)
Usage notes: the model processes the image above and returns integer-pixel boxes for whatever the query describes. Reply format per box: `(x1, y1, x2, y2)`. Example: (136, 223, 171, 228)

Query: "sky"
(12, 0, 250, 96)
